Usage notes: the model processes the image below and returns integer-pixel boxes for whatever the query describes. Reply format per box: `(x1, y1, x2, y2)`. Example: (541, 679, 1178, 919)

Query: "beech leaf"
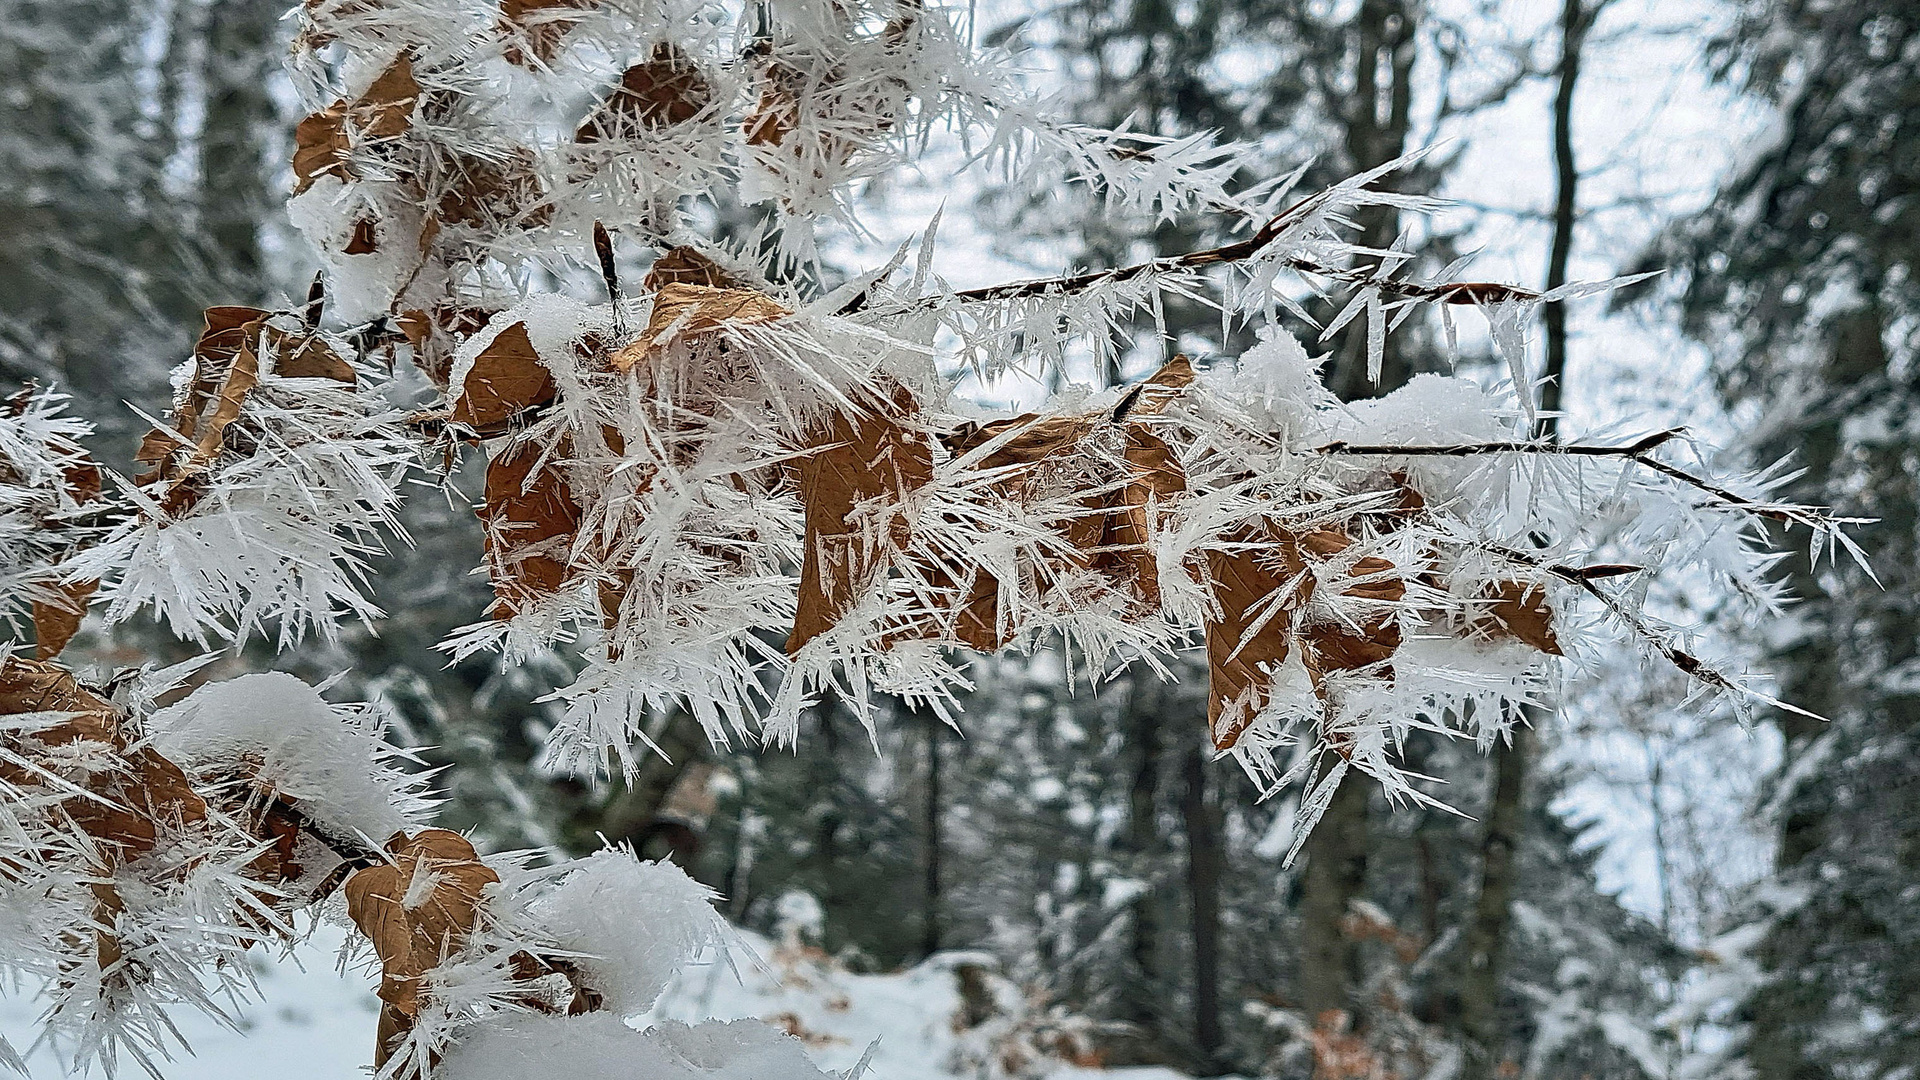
(454, 322, 556, 430)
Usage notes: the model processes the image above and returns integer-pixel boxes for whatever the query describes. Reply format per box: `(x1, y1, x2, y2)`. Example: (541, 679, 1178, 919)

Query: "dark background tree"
(1662, 3, 1920, 1076)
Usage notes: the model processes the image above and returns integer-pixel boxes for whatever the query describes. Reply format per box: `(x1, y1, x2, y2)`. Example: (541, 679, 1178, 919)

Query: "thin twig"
(267, 796, 386, 871)
(594, 222, 625, 338)
(302, 273, 326, 329)
(844, 185, 1541, 317)
(1484, 541, 1753, 698)
(1312, 429, 1820, 524)
(1314, 428, 1681, 458)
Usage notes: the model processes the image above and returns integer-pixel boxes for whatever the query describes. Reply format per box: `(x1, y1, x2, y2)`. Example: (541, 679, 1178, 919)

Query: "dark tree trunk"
(583, 711, 711, 853)
(1180, 737, 1225, 1067)
(1459, 722, 1530, 1052)
(1297, 769, 1371, 1020)
(1124, 679, 1165, 1030)
(197, 0, 284, 300)
(1325, 0, 1417, 402)
(1459, 1, 1593, 1057)
(922, 712, 944, 959)
(1537, 0, 1592, 435)
(1296, 0, 1418, 1033)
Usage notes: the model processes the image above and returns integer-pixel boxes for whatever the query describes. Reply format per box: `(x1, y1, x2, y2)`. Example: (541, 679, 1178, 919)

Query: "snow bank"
(439, 1014, 834, 1080)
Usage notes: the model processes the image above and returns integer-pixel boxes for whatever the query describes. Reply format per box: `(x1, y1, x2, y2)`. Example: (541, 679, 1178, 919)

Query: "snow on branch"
(0, 655, 818, 1080)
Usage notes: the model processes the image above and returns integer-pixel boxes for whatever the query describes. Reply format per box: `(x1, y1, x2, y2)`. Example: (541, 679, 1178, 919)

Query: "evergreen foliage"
(1667, 3, 1920, 1076)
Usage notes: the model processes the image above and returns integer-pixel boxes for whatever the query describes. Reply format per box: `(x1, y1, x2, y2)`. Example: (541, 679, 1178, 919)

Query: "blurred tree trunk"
(1459, 721, 1529, 1051)
(1324, 0, 1417, 402)
(1299, 0, 1417, 1030)
(922, 712, 944, 958)
(1297, 771, 1371, 1020)
(196, 0, 285, 299)
(1180, 735, 1225, 1067)
(1460, 1, 1593, 1056)
(583, 711, 711, 852)
(1124, 679, 1165, 1031)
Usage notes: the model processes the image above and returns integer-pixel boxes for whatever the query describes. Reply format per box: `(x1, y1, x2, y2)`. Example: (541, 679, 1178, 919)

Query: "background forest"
(0, 0, 1913, 1078)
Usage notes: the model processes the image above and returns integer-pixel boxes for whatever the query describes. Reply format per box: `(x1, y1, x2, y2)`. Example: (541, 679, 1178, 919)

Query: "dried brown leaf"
(643, 246, 737, 292)
(1088, 428, 1186, 608)
(576, 41, 712, 141)
(610, 284, 790, 372)
(742, 67, 801, 148)
(433, 147, 552, 230)
(268, 325, 358, 384)
(1116, 355, 1196, 419)
(0, 655, 118, 748)
(480, 437, 580, 617)
(292, 55, 419, 195)
(63, 746, 210, 857)
(498, 0, 596, 66)
(344, 829, 499, 1017)
(1295, 530, 1405, 689)
(1474, 581, 1562, 655)
(0, 659, 208, 856)
(454, 322, 555, 430)
(788, 384, 935, 653)
(398, 305, 498, 389)
(344, 216, 379, 254)
(33, 581, 97, 661)
(1203, 524, 1310, 750)
(940, 413, 1094, 470)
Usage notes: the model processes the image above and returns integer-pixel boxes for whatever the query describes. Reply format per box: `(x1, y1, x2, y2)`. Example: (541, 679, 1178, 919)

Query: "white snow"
(530, 850, 731, 1015)
(147, 672, 425, 842)
(0, 923, 1197, 1080)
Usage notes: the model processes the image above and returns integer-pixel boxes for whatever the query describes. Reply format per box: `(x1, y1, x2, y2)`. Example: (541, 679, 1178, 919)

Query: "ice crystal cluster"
(0, 0, 1860, 1076)
(0, 387, 102, 658)
(17, 0, 1847, 818)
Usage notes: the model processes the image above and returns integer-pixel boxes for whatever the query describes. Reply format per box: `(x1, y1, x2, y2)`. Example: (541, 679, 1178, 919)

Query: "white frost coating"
(75, 354, 416, 647)
(1334, 373, 1519, 446)
(0, 387, 96, 634)
(147, 672, 426, 841)
(530, 849, 730, 1015)
(1202, 327, 1340, 441)
(287, 178, 428, 326)
(438, 1015, 834, 1080)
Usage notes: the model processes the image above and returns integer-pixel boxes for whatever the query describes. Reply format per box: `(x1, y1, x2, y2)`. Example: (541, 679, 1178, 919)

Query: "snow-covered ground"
(0, 922, 1187, 1080)
(0, 924, 381, 1079)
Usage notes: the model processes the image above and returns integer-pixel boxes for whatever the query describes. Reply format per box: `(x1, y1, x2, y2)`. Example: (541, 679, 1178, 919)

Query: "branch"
(269, 796, 386, 870)
(1483, 541, 1785, 708)
(1310, 429, 1831, 525)
(1313, 428, 1681, 458)
(841, 186, 1541, 317)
